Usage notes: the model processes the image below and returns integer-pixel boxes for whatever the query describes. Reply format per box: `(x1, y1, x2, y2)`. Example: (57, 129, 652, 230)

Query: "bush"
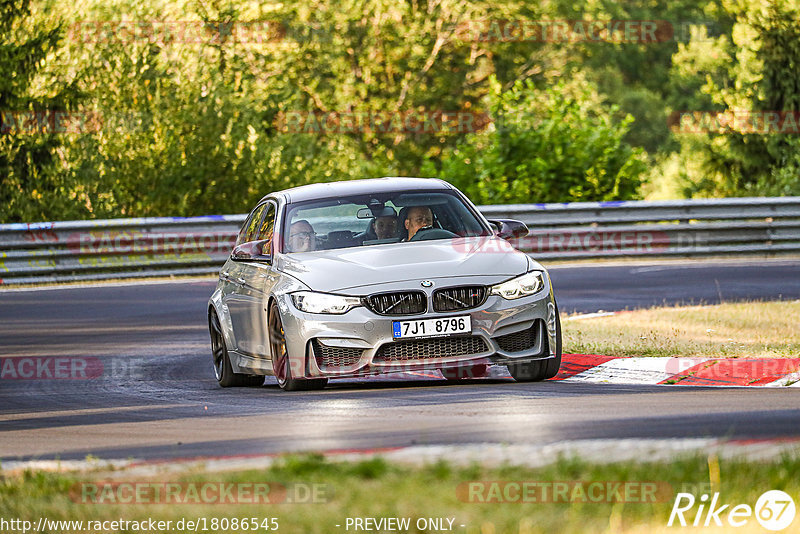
(426, 77, 646, 204)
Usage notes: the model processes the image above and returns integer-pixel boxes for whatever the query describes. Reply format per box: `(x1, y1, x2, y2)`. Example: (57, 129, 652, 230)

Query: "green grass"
(563, 300, 800, 358)
(2, 453, 799, 533)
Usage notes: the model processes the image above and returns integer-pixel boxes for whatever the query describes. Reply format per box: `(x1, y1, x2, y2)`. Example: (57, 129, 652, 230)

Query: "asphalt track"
(1, 259, 799, 462)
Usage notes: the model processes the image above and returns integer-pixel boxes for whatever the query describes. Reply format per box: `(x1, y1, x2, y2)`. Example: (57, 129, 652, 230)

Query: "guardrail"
(1, 197, 798, 285)
(480, 196, 800, 260)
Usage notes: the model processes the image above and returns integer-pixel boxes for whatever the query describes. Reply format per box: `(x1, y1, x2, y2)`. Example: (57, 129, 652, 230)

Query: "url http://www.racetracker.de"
(0, 516, 280, 533)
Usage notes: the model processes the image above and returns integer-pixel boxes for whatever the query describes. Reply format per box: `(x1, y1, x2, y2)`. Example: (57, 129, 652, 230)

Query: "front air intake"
(363, 291, 427, 316)
(432, 285, 487, 312)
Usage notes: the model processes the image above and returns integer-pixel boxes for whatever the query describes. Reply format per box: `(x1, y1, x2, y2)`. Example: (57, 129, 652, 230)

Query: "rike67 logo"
(669, 490, 796, 531)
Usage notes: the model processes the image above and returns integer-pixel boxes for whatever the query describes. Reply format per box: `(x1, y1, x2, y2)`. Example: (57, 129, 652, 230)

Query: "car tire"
(269, 301, 328, 391)
(508, 303, 562, 382)
(209, 310, 265, 388)
(441, 363, 489, 380)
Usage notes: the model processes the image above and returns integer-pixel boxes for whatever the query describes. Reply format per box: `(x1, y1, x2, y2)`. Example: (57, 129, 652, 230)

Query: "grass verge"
(2, 453, 799, 533)
(563, 300, 800, 358)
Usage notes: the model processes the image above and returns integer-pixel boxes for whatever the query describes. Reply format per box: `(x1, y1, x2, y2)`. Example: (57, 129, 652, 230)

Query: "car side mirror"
(231, 239, 272, 262)
(487, 219, 529, 240)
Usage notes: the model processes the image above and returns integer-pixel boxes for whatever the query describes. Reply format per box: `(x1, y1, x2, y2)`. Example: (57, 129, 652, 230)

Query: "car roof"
(263, 177, 453, 204)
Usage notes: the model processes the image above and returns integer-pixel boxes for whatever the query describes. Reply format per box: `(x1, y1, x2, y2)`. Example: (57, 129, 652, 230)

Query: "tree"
(426, 76, 646, 204)
(668, 1, 800, 197)
(0, 0, 80, 222)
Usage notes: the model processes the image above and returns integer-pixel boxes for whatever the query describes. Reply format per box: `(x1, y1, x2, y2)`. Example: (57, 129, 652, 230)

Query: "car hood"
(276, 237, 530, 293)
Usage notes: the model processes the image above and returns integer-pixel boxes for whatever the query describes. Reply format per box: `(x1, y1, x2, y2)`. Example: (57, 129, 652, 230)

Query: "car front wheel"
(269, 301, 327, 391)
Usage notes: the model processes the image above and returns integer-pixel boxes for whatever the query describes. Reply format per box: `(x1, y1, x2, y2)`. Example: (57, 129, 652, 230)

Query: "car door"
(226, 201, 279, 358)
(224, 202, 266, 353)
(246, 201, 280, 358)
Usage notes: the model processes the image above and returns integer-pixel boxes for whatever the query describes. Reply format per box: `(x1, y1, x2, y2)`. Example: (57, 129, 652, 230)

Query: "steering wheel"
(409, 226, 458, 241)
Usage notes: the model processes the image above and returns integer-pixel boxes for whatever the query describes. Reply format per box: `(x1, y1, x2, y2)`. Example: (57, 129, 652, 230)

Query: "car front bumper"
(275, 287, 559, 379)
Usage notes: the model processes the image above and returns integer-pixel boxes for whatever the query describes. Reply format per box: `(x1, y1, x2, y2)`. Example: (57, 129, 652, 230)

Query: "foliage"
(3, 452, 800, 533)
(427, 77, 646, 204)
(1, 0, 799, 222)
(0, 0, 81, 221)
(667, 1, 800, 197)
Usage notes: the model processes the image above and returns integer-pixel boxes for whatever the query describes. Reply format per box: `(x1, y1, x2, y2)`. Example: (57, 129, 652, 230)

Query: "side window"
(256, 202, 276, 254)
(236, 204, 266, 246)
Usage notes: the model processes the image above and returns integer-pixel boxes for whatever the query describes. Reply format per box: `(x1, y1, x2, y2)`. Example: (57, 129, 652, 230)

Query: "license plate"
(392, 316, 471, 339)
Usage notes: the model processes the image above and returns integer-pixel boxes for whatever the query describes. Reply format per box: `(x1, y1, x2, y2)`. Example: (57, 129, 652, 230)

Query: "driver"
(373, 214, 399, 240)
(287, 220, 316, 252)
(404, 206, 434, 241)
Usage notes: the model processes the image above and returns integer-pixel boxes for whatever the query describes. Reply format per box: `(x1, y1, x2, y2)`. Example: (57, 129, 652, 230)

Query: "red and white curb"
(558, 310, 800, 386)
(551, 354, 800, 387)
(348, 354, 798, 386)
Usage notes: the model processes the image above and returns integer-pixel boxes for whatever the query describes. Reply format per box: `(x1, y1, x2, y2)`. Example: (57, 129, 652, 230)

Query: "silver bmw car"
(208, 178, 561, 391)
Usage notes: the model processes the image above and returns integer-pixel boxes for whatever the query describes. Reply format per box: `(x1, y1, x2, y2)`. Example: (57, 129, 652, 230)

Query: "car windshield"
(281, 190, 490, 253)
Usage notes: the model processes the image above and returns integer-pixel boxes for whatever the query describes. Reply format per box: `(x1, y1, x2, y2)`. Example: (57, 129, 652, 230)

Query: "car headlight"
(489, 271, 545, 300)
(291, 291, 361, 314)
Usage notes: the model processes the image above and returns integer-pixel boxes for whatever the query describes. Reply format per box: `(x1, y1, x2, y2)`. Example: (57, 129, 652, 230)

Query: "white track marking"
(564, 357, 710, 384)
